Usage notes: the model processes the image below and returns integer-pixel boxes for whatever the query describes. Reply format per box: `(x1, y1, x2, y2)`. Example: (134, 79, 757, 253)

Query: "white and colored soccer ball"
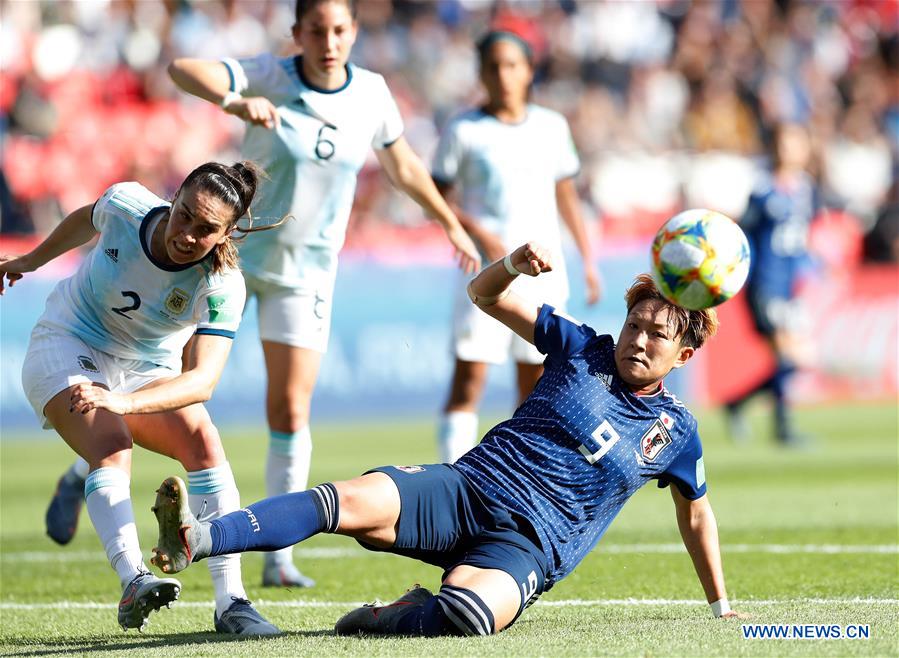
(650, 209, 751, 310)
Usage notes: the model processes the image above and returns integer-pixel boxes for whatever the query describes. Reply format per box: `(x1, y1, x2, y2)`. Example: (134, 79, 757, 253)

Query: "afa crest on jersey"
(164, 288, 191, 316)
(640, 420, 673, 462)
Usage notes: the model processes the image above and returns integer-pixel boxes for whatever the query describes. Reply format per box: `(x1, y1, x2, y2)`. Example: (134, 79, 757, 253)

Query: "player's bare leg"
(152, 471, 401, 570)
(515, 362, 544, 406)
(442, 565, 522, 632)
(332, 472, 402, 546)
(261, 341, 320, 587)
(44, 386, 180, 631)
(440, 359, 489, 462)
(130, 392, 279, 635)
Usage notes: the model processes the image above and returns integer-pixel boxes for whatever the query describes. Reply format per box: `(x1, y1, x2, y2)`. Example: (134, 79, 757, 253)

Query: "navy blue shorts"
(360, 464, 548, 619)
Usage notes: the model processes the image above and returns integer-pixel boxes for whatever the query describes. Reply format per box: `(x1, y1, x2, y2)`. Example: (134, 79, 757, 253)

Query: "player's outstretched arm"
(467, 242, 552, 345)
(376, 138, 480, 274)
(69, 334, 233, 416)
(0, 205, 96, 295)
(168, 59, 279, 129)
(670, 487, 746, 619)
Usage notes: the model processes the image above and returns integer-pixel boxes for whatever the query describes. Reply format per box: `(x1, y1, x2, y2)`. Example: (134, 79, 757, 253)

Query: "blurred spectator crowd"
(1, 0, 897, 262)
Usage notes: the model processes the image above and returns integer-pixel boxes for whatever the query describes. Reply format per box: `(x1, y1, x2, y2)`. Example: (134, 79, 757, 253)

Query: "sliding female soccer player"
(434, 29, 601, 463)
(164, 0, 480, 589)
(152, 243, 743, 635)
(1, 162, 280, 635)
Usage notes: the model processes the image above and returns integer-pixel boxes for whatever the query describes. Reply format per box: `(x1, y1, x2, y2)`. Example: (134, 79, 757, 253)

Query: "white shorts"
(21, 323, 176, 429)
(452, 270, 569, 365)
(244, 271, 336, 353)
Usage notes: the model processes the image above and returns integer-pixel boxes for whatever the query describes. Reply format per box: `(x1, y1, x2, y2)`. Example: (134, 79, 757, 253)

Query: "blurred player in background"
(151, 243, 742, 637)
(725, 123, 818, 445)
(165, 0, 479, 588)
(433, 29, 600, 463)
(2, 162, 280, 634)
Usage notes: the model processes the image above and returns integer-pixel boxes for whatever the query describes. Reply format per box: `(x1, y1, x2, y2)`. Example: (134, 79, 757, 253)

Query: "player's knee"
(267, 395, 311, 432)
(93, 443, 132, 472)
(177, 422, 225, 469)
(436, 585, 497, 636)
(447, 379, 485, 409)
(447, 361, 488, 409)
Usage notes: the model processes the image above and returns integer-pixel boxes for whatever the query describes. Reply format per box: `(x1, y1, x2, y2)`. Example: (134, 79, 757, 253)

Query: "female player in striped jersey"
(163, 0, 480, 589)
(433, 29, 601, 463)
(1, 163, 280, 635)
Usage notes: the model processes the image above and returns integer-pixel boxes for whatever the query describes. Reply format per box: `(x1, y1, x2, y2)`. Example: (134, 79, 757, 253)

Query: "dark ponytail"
(179, 160, 261, 223)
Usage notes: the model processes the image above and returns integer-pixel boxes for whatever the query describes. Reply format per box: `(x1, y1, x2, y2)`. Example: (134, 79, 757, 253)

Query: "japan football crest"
(640, 419, 672, 462)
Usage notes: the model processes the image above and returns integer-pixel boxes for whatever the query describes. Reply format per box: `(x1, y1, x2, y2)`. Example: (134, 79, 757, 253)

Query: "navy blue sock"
(390, 586, 496, 636)
(208, 483, 339, 557)
(388, 596, 448, 637)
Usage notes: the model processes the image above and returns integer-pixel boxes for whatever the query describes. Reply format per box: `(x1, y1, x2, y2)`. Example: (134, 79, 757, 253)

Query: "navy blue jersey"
(454, 305, 706, 586)
(742, 172, 817, 298)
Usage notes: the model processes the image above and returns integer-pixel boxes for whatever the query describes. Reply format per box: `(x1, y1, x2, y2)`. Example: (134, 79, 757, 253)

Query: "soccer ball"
(650, 209, 750, 310)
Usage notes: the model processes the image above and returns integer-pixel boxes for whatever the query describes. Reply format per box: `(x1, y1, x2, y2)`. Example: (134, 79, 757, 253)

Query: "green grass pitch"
(1, 402, 896, 657)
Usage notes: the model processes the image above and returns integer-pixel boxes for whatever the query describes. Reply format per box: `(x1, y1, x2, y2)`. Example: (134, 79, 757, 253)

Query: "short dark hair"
(295, 0, 357, 24)
(624, 274, 719, 349)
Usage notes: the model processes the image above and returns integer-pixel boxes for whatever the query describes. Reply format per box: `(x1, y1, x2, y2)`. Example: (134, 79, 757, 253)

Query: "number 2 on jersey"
(111, 291, 141, 319)
(578, 420, 621, 464)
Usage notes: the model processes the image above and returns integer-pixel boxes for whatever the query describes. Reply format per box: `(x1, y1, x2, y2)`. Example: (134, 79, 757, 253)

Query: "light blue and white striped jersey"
(222, 54, 404, 288)
(38, 182, 246, 370)
(432, 105, 579, 289)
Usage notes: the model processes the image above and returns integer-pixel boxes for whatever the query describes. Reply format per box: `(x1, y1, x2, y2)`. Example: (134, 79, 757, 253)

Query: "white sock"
(84, 467, 145, 586)
(438, 411, 479, 463)
(70, 457, 90, 480)
(186, 462, 247, 616)
(265, 427, 312, 566)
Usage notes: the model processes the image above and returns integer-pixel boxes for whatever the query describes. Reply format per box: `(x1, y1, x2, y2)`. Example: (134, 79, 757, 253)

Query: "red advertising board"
(699, 265, 899, 404)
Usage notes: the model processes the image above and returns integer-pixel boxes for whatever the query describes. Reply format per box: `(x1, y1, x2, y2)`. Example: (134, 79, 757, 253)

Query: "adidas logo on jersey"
(594, 372, 614, 389)
(105, 248, 119, 263)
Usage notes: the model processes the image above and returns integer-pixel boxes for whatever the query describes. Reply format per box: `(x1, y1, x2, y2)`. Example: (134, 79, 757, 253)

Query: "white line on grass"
(600, 543, 899, 555)
(3, 543, 896, 563)
(1, 597, 897, 611)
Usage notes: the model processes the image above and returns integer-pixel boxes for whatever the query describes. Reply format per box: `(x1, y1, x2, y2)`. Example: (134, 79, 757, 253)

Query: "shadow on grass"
(1, 629, 334, 656)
